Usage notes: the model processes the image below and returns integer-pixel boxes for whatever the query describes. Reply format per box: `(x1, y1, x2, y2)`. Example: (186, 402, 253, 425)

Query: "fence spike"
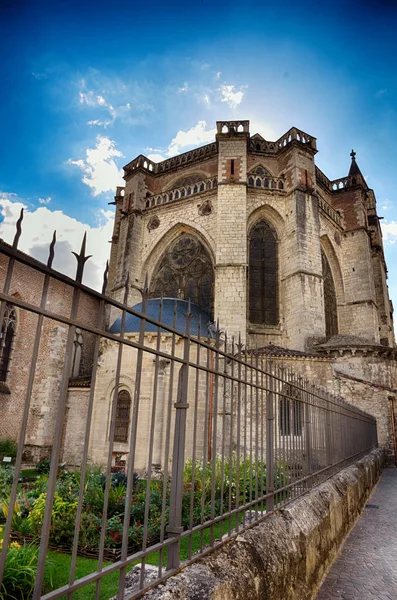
(72, 232, 92, 283)
(101, 261, 109, 295)
(47, 231, 57, 268)
(12, 208, 24, 249)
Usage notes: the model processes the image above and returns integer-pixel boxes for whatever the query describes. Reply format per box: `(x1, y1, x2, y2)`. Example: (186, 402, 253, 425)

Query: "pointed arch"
(321, 250, 338, 337)
(248, 220, 278, 326)
(248, 162, 275, 177)
(148, 228, 214, 315)
(164, 171, 209, 191)
(320, 235, 344, 302)
(0, 303, 16, 383)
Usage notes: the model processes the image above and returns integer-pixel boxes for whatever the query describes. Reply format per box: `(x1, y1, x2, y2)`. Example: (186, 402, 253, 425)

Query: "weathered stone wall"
(62, 388, 90, 466)
(139, 448, 384, 600)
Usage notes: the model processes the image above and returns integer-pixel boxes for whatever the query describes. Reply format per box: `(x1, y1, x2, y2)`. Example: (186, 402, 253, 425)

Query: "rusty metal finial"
(12, 208, 24, 249)
(101, 260, 109, 294)
(47, 231, 57, 268)
(72, 232, 92, 284)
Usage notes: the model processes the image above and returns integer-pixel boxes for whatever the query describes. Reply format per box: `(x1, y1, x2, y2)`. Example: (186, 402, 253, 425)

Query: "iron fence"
(0, 213, 378, 599)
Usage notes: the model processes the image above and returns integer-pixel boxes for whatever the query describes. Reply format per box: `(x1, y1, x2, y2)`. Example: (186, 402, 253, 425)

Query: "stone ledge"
(139, 448, 384, 600)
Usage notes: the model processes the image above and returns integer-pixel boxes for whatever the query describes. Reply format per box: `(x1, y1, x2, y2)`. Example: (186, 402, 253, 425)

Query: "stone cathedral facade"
(1, 119, 397, 467)
(108, 120, 394, 350)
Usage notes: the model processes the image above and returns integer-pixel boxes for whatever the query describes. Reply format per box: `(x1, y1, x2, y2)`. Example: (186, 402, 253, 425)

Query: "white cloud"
(167, 120, 216, 156)
(38, 196, 52, 205)
(177, 82, 189, 93)
(67, 136, 124, 196)
(381, 221, 397, 244)
(0, 193, 114, 290)
(220, 84, 245, 108)
(203, 94, 210, 106)
(79, 89, 116, 127)
(216, 72, 221, 80)
(147, 153, 166, 162)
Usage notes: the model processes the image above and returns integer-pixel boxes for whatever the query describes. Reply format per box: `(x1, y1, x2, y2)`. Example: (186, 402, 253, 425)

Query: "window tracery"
(114, 390, 131, 443)
(249, 221, 278, 326)
(150, 234, 214, 315)
(0, 303, 16, 383)
(322, 251, 338, 337)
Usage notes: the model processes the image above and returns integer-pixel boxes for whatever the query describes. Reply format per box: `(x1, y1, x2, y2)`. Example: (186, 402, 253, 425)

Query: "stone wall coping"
(134, 448, 384, 600)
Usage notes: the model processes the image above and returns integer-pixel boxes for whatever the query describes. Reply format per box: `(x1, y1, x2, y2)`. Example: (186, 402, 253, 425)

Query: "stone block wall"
(138, 449, 384, 600)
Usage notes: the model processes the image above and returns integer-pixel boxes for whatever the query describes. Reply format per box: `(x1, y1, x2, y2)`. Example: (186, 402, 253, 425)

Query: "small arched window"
(249, 221, 278, 325)
(0, 303, 16, 383)
(114, 390, 131, 443)
(322, 251, 338, 337)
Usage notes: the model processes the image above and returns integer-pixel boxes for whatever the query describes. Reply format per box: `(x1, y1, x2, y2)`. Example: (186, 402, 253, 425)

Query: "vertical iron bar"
(166, 303, 192, 570)
(266, 357, 275, 514)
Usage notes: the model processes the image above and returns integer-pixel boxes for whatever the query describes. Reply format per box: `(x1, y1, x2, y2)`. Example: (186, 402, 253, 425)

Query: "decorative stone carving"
(147, 215, 160, 231)
(198, 200, 213, 216)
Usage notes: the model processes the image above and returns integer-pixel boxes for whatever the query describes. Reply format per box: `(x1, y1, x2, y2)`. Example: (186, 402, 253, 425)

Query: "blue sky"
(1, 0, 397, 310)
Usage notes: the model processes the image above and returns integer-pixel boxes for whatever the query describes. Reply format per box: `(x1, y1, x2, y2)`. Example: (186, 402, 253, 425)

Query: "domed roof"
(108, 298, 215, 338)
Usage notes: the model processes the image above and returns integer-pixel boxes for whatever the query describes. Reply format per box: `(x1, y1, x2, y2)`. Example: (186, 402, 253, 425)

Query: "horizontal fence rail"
(0, 217, 378, 600)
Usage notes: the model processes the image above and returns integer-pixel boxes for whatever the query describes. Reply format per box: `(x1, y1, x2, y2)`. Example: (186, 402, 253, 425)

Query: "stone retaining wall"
(140, 449, 384, 600)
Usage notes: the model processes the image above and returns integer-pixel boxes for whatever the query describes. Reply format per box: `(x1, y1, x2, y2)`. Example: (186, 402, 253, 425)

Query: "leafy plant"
(0, 539, 38, 600)
(28, 493, 78, 547)
(0, 439, 17, 461)
(36, 459, 51, 475)
(1, 498, 31, 537)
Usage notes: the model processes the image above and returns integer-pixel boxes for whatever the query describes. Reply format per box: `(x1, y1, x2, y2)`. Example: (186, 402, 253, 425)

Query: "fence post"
(166, 307, 192, 571)
(304, 380, 312, 485)
(325, 392, 332, 469)
(266, 357, 275, 513)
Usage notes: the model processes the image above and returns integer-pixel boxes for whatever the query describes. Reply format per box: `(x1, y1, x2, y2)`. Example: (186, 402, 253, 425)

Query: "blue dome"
(108, 298, 215, 338)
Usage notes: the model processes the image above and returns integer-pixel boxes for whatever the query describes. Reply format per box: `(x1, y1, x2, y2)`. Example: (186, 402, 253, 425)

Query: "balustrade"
(145, 177, 218, 209)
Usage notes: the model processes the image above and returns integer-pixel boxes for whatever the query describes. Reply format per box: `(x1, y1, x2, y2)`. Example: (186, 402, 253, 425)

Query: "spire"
(348, 149, 364, 178)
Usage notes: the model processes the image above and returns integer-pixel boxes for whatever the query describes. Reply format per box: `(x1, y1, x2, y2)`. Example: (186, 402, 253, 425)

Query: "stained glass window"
(249, 222, 278, 325)
(114, 390, 131, 443)
(322, 251, 338, 337)
(150, 234, 214, 315)
(0, 303, 16, 383)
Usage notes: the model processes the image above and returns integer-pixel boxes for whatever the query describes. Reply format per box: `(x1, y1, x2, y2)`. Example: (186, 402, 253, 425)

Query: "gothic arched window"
(0, 303, 16, 383)
(249, 221, 278, 325)
(114, 390, 131, 443)
(150, 234, 214, 315)
(322, 251, 338, 337)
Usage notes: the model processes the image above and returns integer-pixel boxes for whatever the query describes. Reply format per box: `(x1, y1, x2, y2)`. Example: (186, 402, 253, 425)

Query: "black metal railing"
(0, 212, 378, 599)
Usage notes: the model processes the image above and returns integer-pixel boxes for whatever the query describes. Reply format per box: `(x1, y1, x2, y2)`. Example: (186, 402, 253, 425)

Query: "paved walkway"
(316, 467, 397, 600)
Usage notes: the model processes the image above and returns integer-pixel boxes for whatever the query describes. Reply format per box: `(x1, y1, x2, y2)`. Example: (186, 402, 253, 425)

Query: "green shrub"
(28, 493, 78, 547)
(35, 459, 51, 475)
(0, 467, 15, 511)
(0, 540, 38, 600)
(0, 439, 17, 461)
(1, 498, 31, 537)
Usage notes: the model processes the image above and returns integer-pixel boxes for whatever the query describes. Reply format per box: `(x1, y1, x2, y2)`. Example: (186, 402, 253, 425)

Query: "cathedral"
(1, 120, 397, 468)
